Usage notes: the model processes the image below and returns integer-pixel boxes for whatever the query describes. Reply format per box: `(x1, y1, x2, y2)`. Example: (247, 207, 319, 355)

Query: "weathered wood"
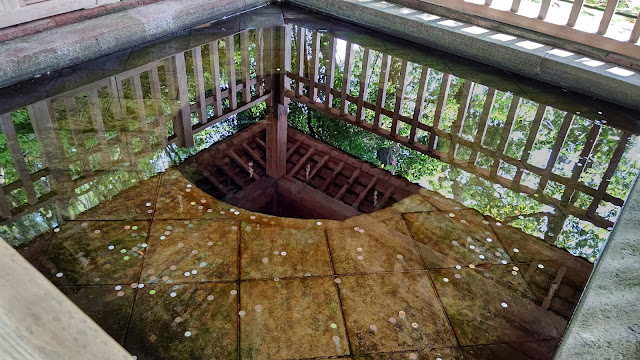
(391, 60, 410, 137)
(427, 73, 452, 151)
(448, 80, 473, 160)
(631, 13, 640, 43)
(490, 95, 520, 177)
(256, 30, 265, 97)
(209, 41, 224, 117)
(225, 35, 238, 110)
(513, 104, 546, 185)
(587, 131, 631, 216)
(335, 168, 361, 200)
(538, 0, 552, 20)
(240, 31, 252, 104)
(266, 104, 287, 178)
(321, 160, 345, 192)
(309, 32, 321, 103)
(352, 175, 378, 209)
(324, 35, 337, 108)
(228, 149, 260, 180)
(192, 46, 208, 123)
(276, 176, 361, 219)
(224, 176, 276, 210)
(288, 147, 316, 178)
(87, 88, 112, 167)
(561, 123, 601, 203)
(511, 0, 522, 12)
(286, 141, 301, 158)
(241, 143, 266, 168)
(567, 0, 585, 27)
(373, 186, 395, 211)
(0, 113, 37, 205)
(468, 87, 496, 164)
(356, 49, 373, 123)
(537, 112, 574, 193)
(307, 154, 330, 183)
(172, 53, 195, 148)
(340, 41, 355, 116)
(373, 54, 392, 130)
(409, 67, 429, 144)
(296, 26, 306, 98)
(598, 0, 619, 35)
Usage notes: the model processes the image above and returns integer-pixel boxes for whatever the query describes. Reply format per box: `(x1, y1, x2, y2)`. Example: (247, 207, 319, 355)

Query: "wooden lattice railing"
(0, 29, 271, 223)
(283, 25, 637, 230)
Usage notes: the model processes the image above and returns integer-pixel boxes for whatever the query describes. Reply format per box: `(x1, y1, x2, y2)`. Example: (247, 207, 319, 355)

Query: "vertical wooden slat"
(490, 96, 520, 177)
(282, 24, 293, 105)
(409, 67, 430, 144)
(0, 113, 38, 204)
(391, 60, 410, 137)
(88, 88, 112, 166)
(173, 53, 195, 148)
(567, 0, 585, 27)
(352, 175, 378, 209)
(256, 30, 265, 97)
(598, 0, 619, 35)
(537, 112, 574, 193)
(538, 0, 552, 20)
(335, 169, 361, 200)
(28, 101, 64, 172)
(288, 148, 315, 177)
(560, 123, 601, 203)
(240, 31, 252, 104)
(132, 74, 150, 140)
(484, 0, 493, 5)
(512, 104, 546, 185)
(373, 54, 392, 130)
(468, 87, 496, 164)
(296, 26, 306, 98)
(150, 67, 167, 145)
(587, 131, 630, 216)
(191, 46, 208, 124)
(309, 32, 321, 103)
(630, 13, 640, 43)
(209, 41, 224, 118)
(448, 80, 473, 159)
(266, 104, 287, 178)
(340, 41, 355, 116)
(2, 0, 22, 11)
(356, 49, 373, 123)
(510, 0, 522, 12)
(427, 73, 452, 152)
(225, 35, 238, 111)
(324, 36, 337, 108)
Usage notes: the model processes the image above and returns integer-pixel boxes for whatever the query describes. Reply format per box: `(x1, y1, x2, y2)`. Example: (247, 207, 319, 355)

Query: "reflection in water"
(0, 6, 639, 359)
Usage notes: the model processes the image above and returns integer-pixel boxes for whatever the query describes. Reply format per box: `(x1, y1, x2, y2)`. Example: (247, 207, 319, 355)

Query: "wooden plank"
(281, 24, 293, 106)
(630, 13, 640, 43)
(266, 104, 287, 178)
(321, 160, 345, 191)
(149, 67, 167, 145)
(296, 26, 306, 98)
(427, 73, 452, 151)
(391, 60, 410, 137)
(468, 87, 496, 164)
(288, 147, 316, 177)
(340, 41, 355, 116)
(132, 74, 150, 145)
(324, 35, 337, 108)
(356, 49, 373, 122)
(448, 80, 473, 160)
(309, 32, 321, 103)
(225, 35, 238, 111)
(228, 149, 260, 180)
(0, 113, 38, 204)
(373, 54, 392, 130)
(256, 30, 265, 97)
(286, 141, 301, 158)
(209, 41, 224, 118)
(598, 0, 619, 35)
(373, 187, 395, 211)
(240, 31, 252, 104)
(409, 67, 429, 144)
(510, 0, 522, 12)
(277, 176, 361, 218)
(87, 88, 112, 166)
(173, 53, 195, 148)
(191, 46, 208, 124)
(352, 175, 378, 209)
(567, 0, 585, 27)
(490, 95, 520, 177)
(202, 169, 230, 196)
(241, 143, 266, 168)
(307, 154, 329, 183)
(537, 112, 574, 193)
(335, 169, 361, 200)
(538, 0, 552, 20)
(587, 131, 630, 216)
(561, 123, 601, 203)
(512, 104, 546, 184)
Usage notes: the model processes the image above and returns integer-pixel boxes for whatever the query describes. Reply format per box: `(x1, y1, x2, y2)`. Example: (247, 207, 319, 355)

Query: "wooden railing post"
(171, 53, 195, 148)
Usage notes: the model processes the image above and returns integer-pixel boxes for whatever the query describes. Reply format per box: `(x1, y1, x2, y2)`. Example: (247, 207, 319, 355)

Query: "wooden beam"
(356, 49, 373, 123)
(335, 168, 361, 200)
(324, 35, 337, 108)
(266, 104, 287, 178)
(321, 160, 345, 192)
(172, 53, 195, 148)
(288, 147, 315, 178)
(241, 143, 266, 168)
(391, 60, 410, 137)
(427, 73, 452, 151)
(225, 35, 238, 111)
(352, 175, 378, 209)
(373, 54, 392, 130)
(307, 154, 329, 183)
(340, 41, 355, 116)
(409, 67, 429, 144)
(0, 113, 37, 205)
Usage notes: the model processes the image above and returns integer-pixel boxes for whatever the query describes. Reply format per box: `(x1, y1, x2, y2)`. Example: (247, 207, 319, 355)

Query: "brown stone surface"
(126, 282, 239, 360)
(142, 219, 239, 283)
(46, 220, 150, 285)
(404, 210, 513, 268)
(338, 272, 457, 354)
(353, 347, 464, 360)
(240, 221, 333, 279)
(431, 266, 560, 346)
(154, 170, 226, 220)
(327, 214, 424, 274)
(240, 277, 350, 359)
(461, 340, 559, 360)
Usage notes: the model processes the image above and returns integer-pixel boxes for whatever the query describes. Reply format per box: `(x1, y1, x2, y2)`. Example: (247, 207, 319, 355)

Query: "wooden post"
(266, 27, 290, 179)
(225, 35, 238, 111)
(191, 46, 208, 124)
(172, 53, 195, 148)
(0, 113, 38, 205)
(340, 41, 355, 116)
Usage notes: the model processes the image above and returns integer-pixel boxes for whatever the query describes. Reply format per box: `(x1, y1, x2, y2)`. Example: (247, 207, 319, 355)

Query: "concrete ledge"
(554, 173, 640, 359)
(0, 0, 270, 88)
(286, 0, 640, 111)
